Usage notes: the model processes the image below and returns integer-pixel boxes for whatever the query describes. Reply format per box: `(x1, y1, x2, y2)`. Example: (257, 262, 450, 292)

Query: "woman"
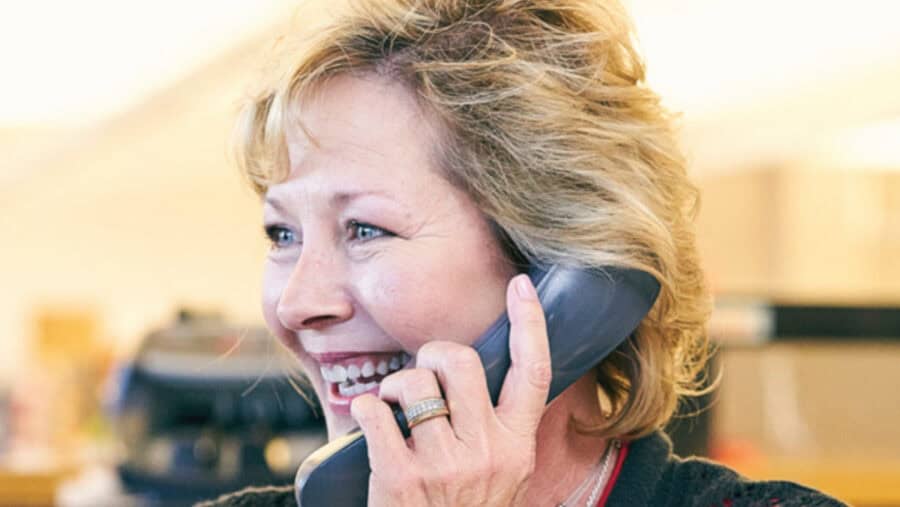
(204, 0, 845, 505)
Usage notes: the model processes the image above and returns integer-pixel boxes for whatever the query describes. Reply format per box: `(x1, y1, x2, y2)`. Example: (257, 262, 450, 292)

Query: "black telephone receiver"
(294, 263, 660, 506)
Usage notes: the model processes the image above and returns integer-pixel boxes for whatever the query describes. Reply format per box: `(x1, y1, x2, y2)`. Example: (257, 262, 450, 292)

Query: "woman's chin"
(326, 412, 362, 440)
(311, 374, 373, 440)
(313, 394, 365, 440)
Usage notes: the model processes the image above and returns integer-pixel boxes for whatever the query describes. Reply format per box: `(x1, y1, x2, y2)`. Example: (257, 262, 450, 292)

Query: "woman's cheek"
(360, 259, 437, 352)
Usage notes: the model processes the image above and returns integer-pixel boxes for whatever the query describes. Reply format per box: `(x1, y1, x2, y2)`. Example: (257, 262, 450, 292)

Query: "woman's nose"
(275, 250, 354, 331)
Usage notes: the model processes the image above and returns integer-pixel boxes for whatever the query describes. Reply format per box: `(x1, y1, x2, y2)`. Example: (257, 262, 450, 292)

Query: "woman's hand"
(350, 274, 552, 506)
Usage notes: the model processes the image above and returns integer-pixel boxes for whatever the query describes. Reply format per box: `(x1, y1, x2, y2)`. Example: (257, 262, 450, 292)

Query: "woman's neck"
(523, 373, 611, 507)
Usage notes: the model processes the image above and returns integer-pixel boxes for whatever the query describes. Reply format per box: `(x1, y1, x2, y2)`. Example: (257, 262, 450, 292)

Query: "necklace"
(556, 438, 620, 507)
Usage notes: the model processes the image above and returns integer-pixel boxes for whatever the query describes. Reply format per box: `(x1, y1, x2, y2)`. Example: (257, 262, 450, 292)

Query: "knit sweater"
(196, 431, 847, 507)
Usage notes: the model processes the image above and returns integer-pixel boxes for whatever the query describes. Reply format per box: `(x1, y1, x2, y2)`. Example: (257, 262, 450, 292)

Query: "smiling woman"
(258, 75, 519, 436)
(199, 0, 846, 506)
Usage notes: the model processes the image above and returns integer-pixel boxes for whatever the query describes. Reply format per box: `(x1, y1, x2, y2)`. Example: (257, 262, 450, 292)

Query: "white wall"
(0, 41, 272, 381)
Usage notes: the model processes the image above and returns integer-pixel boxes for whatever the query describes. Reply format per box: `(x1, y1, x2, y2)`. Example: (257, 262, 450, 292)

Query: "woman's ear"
(486, 218, 530, 272)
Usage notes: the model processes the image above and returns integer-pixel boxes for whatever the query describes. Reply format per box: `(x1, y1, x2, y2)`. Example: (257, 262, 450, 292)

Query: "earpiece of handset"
(476, 264, 660, 404)
(294, 264, 660, 507)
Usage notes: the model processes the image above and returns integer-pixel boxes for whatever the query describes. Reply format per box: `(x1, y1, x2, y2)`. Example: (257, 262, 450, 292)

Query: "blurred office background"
(1, 0, 898, 505)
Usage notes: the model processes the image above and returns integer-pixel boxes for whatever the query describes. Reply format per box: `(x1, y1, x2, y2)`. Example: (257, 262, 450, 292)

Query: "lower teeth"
(338, 380, 378, 397)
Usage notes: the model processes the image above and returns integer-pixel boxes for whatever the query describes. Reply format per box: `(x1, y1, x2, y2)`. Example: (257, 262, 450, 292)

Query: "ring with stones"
(404, 397, 450, 429)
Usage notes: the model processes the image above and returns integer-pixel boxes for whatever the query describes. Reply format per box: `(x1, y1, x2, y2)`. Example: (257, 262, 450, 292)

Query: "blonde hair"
(235, 0, 713, 440)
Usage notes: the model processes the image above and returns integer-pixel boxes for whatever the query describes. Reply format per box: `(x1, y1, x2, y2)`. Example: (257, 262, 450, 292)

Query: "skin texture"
(261, 74, 611, 506)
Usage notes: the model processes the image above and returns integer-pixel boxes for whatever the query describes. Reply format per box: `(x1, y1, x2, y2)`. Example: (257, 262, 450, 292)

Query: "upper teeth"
(319, 352, 410, 384)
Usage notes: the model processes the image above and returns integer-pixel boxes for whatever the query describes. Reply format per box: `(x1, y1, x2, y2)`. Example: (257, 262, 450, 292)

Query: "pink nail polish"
(515, 275, 537, 300)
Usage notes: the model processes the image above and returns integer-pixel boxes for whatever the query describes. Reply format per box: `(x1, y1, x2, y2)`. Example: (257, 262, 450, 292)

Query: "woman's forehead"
(286, 74, 435, 147)
(284, 77, 439, 172)
(269, 76, 451, 206)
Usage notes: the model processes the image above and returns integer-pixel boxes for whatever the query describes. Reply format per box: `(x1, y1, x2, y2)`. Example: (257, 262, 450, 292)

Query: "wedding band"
(405, 397, 450, 429)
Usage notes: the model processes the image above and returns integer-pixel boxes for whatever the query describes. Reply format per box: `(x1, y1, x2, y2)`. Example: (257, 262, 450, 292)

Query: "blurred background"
(1, 0, 898, 505)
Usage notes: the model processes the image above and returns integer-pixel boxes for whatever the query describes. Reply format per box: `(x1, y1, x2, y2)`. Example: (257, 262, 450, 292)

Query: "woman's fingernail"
(515, 275, 537, 301)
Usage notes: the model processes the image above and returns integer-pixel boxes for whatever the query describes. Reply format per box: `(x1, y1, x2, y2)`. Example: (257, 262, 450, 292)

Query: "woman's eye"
(348, 220, 393, 242)
(263, 225, 297, 249)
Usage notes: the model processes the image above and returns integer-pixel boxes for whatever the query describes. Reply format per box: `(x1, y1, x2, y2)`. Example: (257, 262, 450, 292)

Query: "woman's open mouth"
(316, 351, 411, 414)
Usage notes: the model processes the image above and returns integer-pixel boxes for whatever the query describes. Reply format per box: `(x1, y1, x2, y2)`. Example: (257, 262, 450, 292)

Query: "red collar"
(596, 440, 630, 506)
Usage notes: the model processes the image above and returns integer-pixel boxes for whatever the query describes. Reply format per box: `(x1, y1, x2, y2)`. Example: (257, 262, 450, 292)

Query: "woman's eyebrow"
(263, 197, 291, 216)
(264, 189, 406, 213)
(331, 189, 399, 206)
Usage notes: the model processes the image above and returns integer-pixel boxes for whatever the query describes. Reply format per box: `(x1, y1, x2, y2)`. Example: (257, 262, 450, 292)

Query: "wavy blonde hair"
(235, 0, 713, 440)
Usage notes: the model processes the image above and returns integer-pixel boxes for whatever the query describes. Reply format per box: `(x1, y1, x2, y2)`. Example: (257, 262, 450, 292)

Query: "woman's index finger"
(495, 275, 552, 436)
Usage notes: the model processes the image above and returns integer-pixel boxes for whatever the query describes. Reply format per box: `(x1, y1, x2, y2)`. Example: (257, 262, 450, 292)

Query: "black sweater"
(197, 431, 847, 506)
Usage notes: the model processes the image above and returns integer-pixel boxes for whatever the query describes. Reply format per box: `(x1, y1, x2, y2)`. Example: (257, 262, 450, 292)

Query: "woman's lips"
(311, 351, 411, 414)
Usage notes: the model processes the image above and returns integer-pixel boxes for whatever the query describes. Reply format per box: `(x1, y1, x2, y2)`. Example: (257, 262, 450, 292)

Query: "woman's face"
(261, 74, 518, 437)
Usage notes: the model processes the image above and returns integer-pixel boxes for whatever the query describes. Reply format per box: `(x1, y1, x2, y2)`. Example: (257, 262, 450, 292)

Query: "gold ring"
(405, 397, 450, 429)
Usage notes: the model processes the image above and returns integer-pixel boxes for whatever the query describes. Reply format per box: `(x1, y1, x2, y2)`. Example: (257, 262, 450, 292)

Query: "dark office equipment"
(111, 310, 326, 506)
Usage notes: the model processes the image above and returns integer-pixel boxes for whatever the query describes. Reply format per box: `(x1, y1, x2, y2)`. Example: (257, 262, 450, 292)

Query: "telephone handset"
(294, 263, 660, 506)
